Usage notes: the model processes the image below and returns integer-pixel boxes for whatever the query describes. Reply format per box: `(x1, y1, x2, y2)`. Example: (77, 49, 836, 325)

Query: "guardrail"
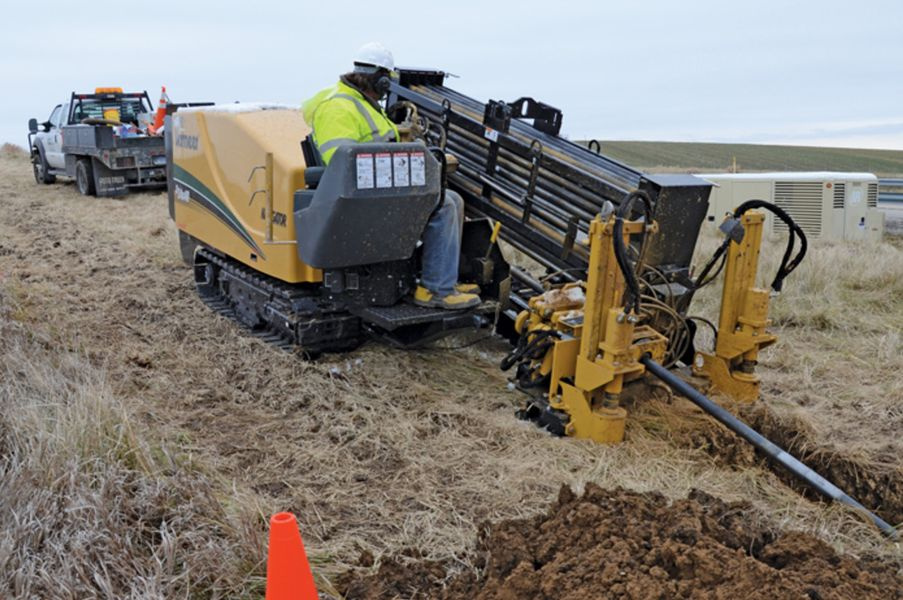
(879, 179, 903, 204)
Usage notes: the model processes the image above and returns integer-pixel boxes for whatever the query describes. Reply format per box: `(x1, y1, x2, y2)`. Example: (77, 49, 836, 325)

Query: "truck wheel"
(32, 147, 56, 184)
(75, 158, 96, 196)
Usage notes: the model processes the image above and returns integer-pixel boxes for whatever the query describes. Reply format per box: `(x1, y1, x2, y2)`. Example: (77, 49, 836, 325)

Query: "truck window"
(73, 97, 147, 125)
(48, 105, 62, 128)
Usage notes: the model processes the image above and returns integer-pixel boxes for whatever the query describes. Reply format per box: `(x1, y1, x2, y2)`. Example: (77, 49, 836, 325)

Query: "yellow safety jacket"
(301, 79, 399, 165)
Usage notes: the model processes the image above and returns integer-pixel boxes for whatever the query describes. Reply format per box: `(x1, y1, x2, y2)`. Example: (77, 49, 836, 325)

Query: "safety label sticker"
(393, 153, 410, 187)
(410, 152, 426, 186)
(484, 127, 499, 142)
(356, 153, 374, 189)
(375, 153, 393, 188)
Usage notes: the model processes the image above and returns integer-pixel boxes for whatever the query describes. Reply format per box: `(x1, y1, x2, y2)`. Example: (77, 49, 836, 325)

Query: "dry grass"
(0, 291, 268, 598)
(689, 223, 903, 458)
(0, 153, 900, 598)
(1, 143, 27, 160)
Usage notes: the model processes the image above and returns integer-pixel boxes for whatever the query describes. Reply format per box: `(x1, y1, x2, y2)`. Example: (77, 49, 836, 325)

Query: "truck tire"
(75, 158, 96, 196)
(32, 146, 56, 184)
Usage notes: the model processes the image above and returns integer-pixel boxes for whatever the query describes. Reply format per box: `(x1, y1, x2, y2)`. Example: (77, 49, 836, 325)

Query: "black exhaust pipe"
(639, 354, 898, 539)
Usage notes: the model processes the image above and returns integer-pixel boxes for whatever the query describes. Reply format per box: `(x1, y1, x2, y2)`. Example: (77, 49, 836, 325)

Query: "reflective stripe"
(318, 137, 358, 152)
(373, 130, 396, 142)
(333, 93, 380, 138)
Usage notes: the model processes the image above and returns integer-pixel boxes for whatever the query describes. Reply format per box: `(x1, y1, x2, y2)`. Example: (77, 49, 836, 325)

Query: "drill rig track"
(193, 247, 362, 355)
(193, 247, 497, 354)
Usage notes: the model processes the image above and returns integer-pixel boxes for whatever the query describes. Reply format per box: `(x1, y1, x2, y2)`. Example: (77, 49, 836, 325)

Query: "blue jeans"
(420, 190, 464, 296)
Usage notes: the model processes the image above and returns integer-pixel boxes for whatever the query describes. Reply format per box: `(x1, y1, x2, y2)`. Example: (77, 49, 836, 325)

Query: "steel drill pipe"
(493, 166, 597, 223)
(492, 150, 604, 211)
(452, 161, 586, 251)
(443, 134, 601, 231)
(453, 161, 579, 237)
(639, 355, 899, 539)
(495, 145, 626, 210)
(449, 122, 629, 207)
(409, 82, 635, 192)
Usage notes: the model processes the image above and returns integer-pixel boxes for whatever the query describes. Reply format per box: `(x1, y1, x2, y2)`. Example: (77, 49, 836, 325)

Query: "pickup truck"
(27, 88, 168, 197)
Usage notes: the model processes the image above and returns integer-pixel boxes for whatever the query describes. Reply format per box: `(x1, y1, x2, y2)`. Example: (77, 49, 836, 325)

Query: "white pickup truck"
(27, 88, 167, 197)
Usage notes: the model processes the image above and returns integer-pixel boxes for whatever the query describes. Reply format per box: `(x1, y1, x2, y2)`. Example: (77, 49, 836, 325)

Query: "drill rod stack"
(389, 70, 712, 309)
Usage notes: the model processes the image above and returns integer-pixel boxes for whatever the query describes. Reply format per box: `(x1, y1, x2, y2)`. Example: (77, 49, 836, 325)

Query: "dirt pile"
(340, 484, 902, 600)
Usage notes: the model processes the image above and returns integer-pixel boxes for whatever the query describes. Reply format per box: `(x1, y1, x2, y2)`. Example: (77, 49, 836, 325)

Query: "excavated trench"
(601, 377, 903, 528)
(338, 389, 903, 599)
(671, 398, 903, 528)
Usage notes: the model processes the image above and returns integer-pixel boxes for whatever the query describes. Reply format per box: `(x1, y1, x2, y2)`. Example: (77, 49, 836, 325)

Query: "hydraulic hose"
(731, 199, 807, 293)
(694, 200, 807, 294)
(639, 354, 898, 539)
(613, 190, 654, 315)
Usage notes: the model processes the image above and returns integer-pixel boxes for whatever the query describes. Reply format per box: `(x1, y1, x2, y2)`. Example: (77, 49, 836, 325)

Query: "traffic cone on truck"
(148, 86, 169, 135)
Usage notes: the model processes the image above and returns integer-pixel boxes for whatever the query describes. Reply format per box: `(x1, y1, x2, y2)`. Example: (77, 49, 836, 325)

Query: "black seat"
(300, 133, 326, 189)
(295, 135, 327, 213)
(295, 142, 440, 269)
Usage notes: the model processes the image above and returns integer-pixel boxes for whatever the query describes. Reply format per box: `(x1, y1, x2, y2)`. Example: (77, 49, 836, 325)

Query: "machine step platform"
(351, 300, 497, 331)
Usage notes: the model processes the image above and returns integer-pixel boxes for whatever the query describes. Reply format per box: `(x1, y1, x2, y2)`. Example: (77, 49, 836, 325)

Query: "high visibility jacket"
(301, 80, 399, 165)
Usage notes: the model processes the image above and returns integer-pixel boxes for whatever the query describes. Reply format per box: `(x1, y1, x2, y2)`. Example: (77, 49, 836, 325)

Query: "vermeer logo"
(174, 184, 190, 204)
(176, 134, 199, 150)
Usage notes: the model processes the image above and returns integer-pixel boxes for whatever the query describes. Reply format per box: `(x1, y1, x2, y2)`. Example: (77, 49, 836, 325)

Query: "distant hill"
(583, 141, 903, 177)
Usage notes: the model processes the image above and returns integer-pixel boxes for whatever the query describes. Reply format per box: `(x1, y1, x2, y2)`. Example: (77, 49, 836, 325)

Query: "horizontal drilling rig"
(166, 68, 896, 537)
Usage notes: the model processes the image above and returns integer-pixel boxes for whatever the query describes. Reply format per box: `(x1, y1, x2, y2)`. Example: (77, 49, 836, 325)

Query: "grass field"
(1, 145, 901, 597)
(584, 141, 903, 176)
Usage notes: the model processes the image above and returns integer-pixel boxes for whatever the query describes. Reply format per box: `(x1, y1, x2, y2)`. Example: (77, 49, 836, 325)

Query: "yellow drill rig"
(165, 69, 894, 537)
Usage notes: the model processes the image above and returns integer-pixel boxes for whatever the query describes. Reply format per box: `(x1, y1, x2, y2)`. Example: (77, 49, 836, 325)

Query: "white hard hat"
(353, 42, 395, 74)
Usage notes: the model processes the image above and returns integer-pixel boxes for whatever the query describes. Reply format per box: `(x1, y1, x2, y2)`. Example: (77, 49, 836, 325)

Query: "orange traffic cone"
(148, 86, 169, 135)
(265, 512, 318, 600)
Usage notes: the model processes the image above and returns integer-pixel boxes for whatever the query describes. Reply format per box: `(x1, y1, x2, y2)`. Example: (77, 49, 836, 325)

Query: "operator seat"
(294, 142, 440, 269)
(294, 134, 326, 216)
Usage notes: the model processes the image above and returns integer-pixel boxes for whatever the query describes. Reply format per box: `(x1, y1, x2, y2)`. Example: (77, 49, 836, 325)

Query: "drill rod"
(639, 354, 898, 539)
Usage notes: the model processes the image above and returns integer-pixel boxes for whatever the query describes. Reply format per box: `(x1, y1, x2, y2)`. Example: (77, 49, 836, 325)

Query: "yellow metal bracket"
(693, 210, 776, 402)
(513, 213, 665, 444)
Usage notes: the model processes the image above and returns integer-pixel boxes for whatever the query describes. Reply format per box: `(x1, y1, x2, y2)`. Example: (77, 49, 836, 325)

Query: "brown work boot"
(414, 286, 481, 310)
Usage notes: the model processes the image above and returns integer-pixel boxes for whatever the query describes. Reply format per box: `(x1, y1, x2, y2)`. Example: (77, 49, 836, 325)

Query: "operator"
(302, 42, 481, 311)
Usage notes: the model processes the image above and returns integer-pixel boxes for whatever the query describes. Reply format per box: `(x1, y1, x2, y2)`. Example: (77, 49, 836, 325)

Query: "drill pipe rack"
(389, 70, 712, 316)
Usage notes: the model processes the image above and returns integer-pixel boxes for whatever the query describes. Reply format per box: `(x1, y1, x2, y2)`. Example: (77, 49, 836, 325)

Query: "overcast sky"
(3, 0, 902, 149)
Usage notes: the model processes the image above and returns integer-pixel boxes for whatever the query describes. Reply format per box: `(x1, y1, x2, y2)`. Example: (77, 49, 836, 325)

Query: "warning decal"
(375, 153, 392, 188)
(393, 153, 410, 187)
(356, 153, 374, 189)
(410, 152, 426, 186)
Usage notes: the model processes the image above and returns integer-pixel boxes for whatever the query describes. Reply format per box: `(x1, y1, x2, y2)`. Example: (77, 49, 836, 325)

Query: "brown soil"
(340, 484, 903, 600)
(611, 373, 903, 528)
